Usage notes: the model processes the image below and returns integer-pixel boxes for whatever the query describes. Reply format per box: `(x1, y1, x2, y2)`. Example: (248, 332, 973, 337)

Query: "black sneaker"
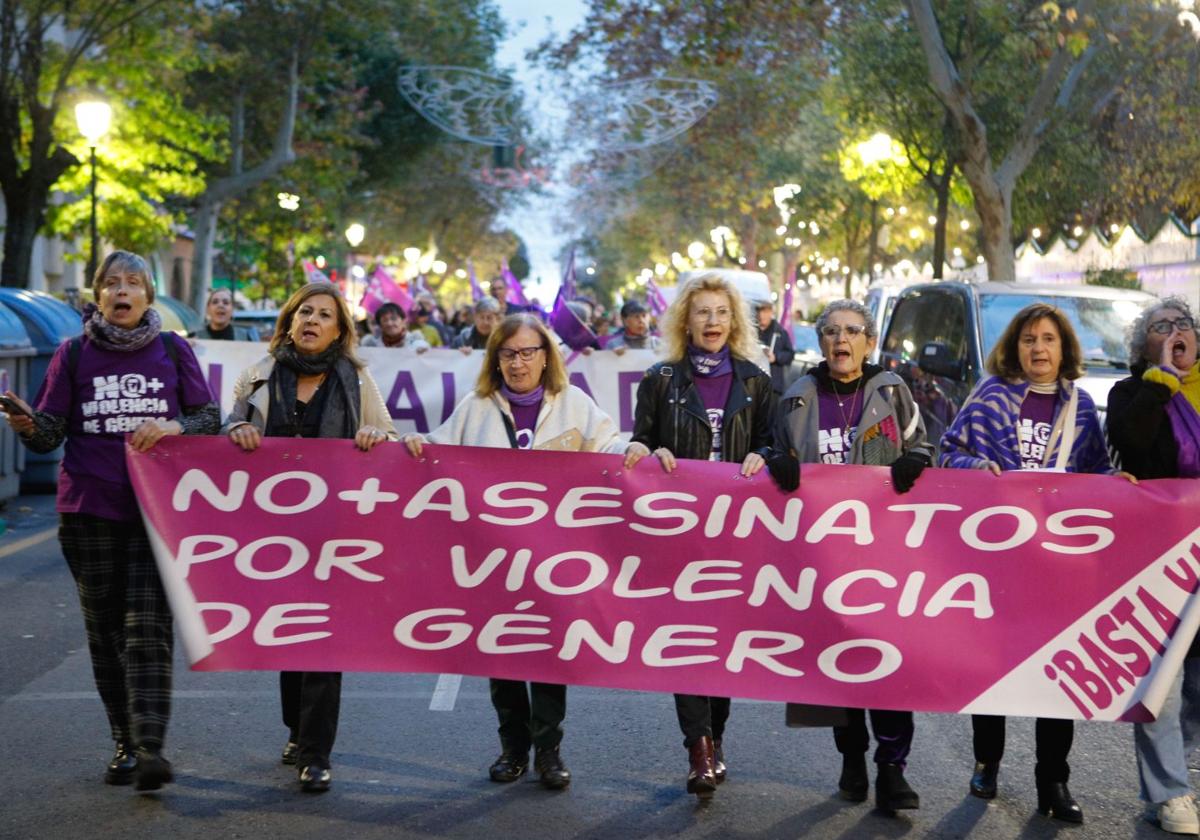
(534, 746, 571, 790)
(489, 750, 529, 783)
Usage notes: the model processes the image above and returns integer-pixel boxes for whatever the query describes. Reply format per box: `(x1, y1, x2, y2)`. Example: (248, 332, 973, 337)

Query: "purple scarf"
(82, 302, 163, 352)
(501, 383, 545, 407)
(688, 344, 732, 378)
(1167, 392, 1200, 477)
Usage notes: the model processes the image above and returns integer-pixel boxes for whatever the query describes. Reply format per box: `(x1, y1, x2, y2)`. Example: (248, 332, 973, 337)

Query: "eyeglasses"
(691, 307, 732, 323)
(820, 324, 868, 339)
(498, 345, 545, 363)
(1148, 317, 1194, 335)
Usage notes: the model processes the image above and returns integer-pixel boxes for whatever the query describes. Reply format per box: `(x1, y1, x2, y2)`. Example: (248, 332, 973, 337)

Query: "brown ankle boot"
(686, 736, 717, 798)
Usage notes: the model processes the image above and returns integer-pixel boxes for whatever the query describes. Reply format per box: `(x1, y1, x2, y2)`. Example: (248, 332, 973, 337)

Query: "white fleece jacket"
(425, 385, 625, 453)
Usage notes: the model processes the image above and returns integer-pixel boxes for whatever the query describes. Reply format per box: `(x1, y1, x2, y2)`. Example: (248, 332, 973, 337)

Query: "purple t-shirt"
(1019, 390, 1058, 470)
(693, 373, 732, 461)
(817, 388, 865, 464)
(509, 400, 541, 450)
(34, 334, 214, 521)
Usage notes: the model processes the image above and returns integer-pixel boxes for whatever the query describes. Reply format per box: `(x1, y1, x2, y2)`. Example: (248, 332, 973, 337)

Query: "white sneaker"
(1160, 795, 1200, 835)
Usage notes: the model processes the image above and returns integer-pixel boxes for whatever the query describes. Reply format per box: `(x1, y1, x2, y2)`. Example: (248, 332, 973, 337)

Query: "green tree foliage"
(0, 0, 194, 287)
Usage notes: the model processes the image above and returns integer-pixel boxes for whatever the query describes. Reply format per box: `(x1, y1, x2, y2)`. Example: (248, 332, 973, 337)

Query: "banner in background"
(191, 342, 659, 435)
(129, 437, 1200, 722)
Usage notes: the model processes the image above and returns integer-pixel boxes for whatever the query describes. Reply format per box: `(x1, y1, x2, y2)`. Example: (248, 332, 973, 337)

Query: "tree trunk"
(932, 168, 951, 279)
(0, 196, 37, 288)
(974, 181, 1015, 283)
(188, 50, 300, 311)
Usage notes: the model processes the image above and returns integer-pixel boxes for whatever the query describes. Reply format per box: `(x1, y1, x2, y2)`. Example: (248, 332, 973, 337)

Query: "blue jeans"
(1135, 656, 1200, 804)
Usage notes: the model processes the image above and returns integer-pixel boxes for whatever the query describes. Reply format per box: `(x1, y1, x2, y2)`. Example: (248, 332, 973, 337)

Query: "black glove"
(890, 452, 928, 493)
(766, 451, 800, 492)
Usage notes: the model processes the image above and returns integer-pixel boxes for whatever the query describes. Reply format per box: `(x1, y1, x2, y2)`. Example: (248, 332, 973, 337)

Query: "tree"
(0, 0, 183, 287)
(906, 0, 1188, 282)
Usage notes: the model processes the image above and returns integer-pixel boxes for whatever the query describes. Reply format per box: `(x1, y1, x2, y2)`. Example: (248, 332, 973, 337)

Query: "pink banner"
(128, 437, 1200, 722)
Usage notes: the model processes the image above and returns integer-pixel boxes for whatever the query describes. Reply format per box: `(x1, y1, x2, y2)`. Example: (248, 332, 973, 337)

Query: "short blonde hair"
(661, 272, 760, 362)
(269, 282, 363, 368)
(475, 313, 568, 397)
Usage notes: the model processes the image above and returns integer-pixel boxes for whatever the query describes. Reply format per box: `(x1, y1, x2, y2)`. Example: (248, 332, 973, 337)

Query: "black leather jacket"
(631, 356, 775, 462)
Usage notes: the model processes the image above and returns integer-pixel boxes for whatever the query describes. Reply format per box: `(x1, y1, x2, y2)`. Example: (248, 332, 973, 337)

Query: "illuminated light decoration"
(808, 222, 819, 235)
(909, 227, 922, 239)
(885, 207, 895, 217)
(960, 219, 970, 231)
(315, 255, 327, 269)
(773, 183, 802, 225)
(351, 265, 366, 279)
(898, 206, 908, 216)
(655, 263, 667, 276)
(977, 256, 986, 263)
(345, 223, 365, 248)
(738, 257, 747, 265)
(776, 225, 788, 236)
(277, 192, 300, 211)
(1031, 227, 1043, 239)
(1072, 226, 1084, 237)
(403, 247, 421, 264)
(953, 247, 963, 257)
(686, 241, 706, 261)
(432, 260, 448, 274)
(758, 260, 767, 268)
(455, 269, 467, 279)
(928, 215, 937, 225)
(586, 266, 596, 275)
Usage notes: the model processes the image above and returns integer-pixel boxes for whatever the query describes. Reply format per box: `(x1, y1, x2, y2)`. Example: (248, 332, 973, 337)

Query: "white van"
(676, 269, 772, 310)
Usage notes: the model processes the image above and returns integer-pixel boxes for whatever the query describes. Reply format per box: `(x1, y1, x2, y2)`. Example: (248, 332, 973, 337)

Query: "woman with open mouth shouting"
(1, 250, 219, 793)
(1108, 296, 1200, 836)
(623, 272, 788, 799)
(771, 298, 934, 814)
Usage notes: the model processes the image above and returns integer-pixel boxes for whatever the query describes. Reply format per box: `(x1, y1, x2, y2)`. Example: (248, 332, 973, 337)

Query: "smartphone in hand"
(0, 396, 31, 418)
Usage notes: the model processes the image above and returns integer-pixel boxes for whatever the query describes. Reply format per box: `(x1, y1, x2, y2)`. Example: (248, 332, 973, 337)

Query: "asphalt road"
(0, 493, 1185, 839)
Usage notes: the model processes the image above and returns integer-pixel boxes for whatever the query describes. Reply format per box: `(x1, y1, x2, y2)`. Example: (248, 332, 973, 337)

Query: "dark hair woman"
(940, 301, 1134, 823)
(223, 282, 397, 793)
(622, 272, 786, 799)
(403, 313, 627, 790)
(2, 250, 219, 791)
(773, 298, 933, 813)
(196, 287, 258, 340)
(1108, 296, 1200, 834)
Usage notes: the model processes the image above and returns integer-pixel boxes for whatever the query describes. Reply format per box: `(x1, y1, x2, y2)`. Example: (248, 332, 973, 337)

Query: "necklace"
(834, 376, 864, 436)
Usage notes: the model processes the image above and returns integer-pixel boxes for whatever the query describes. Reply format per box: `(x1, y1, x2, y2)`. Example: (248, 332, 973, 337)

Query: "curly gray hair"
(1126, 295, 1199, 368)
(813, 299, 876, 343)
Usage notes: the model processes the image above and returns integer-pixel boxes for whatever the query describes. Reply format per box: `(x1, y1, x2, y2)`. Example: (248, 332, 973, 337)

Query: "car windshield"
(790, 325, 822, 354)
(978, 293, 1145, 368)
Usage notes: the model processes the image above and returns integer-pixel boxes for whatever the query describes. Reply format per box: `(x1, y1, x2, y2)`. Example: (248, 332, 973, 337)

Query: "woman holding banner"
(622, 272, 784, 800)
(771, 298, 932, 813)
(402, 312, 625, 790)
(1108, 296, 1200, 835)
(2, 251, 219, 792)
(224, 282, 397, 793)
(940, 302, 1130, 824)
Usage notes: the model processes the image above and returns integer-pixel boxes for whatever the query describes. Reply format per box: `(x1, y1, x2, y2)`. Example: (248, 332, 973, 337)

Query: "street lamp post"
(75, 99, 112, 284)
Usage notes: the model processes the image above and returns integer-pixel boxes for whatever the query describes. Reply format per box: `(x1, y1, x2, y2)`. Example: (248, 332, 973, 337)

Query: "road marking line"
(0, 526, 56, 560)
(429, 673, 462, 711)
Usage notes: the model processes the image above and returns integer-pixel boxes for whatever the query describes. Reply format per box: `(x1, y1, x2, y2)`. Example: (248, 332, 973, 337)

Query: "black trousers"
(59, 513, 174, 751)
(833, 708, 914, 766)
(490, 679, 565, 751)
(280, 671, 342, 769)
(674, 693, 731, 748)
(972, 714, 1073, 783)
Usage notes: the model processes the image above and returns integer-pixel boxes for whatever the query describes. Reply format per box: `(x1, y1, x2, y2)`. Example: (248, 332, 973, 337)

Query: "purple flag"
(549, 287, 599, 351)
(502, 259, 528, 306)
(363, 266, 413, 316)
(413, 274, 431, 297)
(561, 249, 578, 301)
(646, 277, 669, 317)
(303, 260, 333, 285)
(467, 260, 484, 302)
